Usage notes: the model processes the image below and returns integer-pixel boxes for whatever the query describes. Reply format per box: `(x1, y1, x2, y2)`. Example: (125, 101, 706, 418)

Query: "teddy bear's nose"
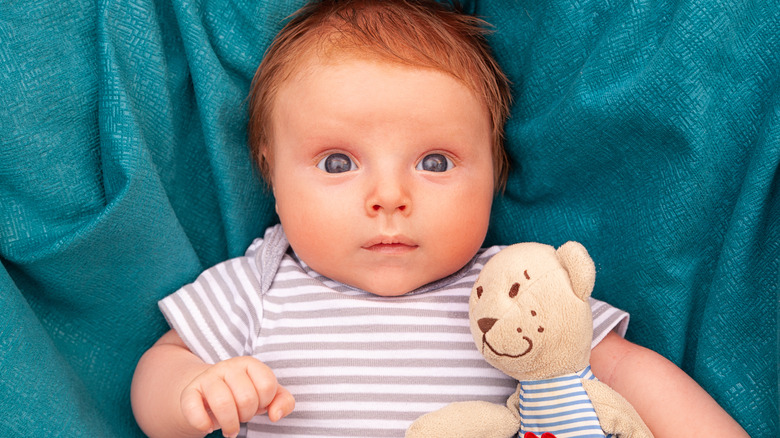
(478, 318, 498, 333)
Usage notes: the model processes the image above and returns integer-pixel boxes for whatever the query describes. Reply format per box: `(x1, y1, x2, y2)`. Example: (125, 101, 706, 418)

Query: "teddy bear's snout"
(478, 318, 498, 333)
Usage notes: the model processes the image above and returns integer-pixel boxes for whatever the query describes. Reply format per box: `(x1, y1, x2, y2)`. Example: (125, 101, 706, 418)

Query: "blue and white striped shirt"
(518, 366, 612, 438)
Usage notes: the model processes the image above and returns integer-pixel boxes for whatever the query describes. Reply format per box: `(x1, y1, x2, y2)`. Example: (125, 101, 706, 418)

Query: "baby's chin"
(364, 286, 419, 297)
(339, 274, 433, 297)
(348, 280, 421, 297)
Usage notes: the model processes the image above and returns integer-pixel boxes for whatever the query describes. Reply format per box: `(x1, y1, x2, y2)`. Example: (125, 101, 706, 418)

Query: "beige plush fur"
(406, 242, 653, 438)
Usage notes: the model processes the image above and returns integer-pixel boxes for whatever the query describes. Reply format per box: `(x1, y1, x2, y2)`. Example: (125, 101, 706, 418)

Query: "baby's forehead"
(279, 47, 485, 111)
(274, 53, 491, 128)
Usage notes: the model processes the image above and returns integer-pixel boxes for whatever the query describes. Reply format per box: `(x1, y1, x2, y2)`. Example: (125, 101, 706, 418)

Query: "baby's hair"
(248, 0, 511, 190)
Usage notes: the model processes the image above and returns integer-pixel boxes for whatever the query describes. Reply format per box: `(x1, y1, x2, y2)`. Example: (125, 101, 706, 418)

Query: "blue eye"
(416, 153, 453, 172)
(317, 153, 357, 173)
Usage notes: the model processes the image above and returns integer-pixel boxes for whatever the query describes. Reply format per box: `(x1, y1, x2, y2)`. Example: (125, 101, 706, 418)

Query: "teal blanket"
(1, 0, 776, 436)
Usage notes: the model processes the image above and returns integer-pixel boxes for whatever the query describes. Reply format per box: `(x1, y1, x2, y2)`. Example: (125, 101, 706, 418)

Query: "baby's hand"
(180, 356, 295, 438)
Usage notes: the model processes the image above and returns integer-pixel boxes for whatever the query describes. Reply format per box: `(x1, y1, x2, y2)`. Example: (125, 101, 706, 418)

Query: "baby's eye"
(416, 153, 454, 172)
(317, 153, 357, 173)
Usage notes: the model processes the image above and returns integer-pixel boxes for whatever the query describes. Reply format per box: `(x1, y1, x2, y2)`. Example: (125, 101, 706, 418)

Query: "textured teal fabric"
(0, 0, 776, 436)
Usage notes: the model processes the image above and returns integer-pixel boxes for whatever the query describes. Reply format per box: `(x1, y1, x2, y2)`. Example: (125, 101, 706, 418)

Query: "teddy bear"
(406, 241, 653, 438)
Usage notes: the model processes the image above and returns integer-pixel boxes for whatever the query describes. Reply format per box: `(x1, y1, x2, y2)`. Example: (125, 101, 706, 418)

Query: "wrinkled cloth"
(0, 0, 776, 436)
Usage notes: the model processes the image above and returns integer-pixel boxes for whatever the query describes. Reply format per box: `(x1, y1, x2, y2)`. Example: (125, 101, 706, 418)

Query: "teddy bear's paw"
(407, 401, 520, 438)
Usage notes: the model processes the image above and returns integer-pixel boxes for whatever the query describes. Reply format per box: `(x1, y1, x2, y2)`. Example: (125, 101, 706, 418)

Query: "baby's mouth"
(482, 334, 533, 358)
(362, 236, 418, 254)
(363, 242, 418, 254)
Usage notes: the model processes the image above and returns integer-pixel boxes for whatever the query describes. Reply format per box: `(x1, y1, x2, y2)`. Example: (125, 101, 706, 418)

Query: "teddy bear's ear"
(556, 241, 596, 301)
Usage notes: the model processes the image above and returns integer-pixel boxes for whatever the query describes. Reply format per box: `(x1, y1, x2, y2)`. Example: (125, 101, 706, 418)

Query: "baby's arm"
(590, 331, 748, 437)
(131, 329, 295, 438)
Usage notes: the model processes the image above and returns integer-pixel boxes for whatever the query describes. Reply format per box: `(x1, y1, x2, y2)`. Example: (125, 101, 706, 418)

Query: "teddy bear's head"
(469, 241, 596, 381)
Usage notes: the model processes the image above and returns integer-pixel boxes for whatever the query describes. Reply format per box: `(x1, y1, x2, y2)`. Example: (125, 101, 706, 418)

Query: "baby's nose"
(365, 172, 411, 216)
(478, 318, 497, 333)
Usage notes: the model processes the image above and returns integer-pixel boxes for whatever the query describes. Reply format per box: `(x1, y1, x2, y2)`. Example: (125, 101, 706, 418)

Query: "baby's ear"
(556, 241, 595, 301)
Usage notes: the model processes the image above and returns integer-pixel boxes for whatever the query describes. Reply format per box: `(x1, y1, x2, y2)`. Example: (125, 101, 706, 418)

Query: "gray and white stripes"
(160, 228, 628, 437)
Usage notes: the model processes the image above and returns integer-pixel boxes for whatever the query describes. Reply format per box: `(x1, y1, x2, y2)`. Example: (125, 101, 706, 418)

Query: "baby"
(131, 1, 748, 437)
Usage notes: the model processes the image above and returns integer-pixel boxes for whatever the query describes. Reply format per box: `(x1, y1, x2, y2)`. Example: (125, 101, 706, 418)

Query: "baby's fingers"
(266, 384, 296, 422)
(223, 369, 260, 423)
(180, 385, 217, 435)
(192, 378, 243, 438)
(204, 378, 245, 438)
(245, 362, 295, 421)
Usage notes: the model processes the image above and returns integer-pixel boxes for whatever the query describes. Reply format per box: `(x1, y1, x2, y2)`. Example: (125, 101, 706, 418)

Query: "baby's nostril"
(478, 318, 498, 333)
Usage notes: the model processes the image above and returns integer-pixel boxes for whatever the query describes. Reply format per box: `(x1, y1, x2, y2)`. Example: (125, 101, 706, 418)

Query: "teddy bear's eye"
(476, 286, 483, 299)
(509, 283, 519, 298)
(538, 326, 544, 333)
(531, 310, 537, 316)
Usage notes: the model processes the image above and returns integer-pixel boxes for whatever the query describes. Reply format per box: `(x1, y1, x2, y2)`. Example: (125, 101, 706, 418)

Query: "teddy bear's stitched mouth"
(482, 334, 533, 358)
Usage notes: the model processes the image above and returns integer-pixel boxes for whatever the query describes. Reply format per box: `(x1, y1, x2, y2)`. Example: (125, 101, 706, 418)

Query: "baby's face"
(268, 56, 494, 296)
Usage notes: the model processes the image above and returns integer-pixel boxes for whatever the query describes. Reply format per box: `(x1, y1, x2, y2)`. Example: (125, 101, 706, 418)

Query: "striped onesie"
(159, 224, 629, 438)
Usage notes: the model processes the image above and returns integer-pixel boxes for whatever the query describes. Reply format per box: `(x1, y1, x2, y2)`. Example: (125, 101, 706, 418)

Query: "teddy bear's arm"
(405, 400, 520, 438)
(582, 379, 654, 438)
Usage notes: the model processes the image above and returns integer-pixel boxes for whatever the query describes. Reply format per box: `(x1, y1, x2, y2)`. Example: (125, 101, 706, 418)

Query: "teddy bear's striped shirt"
(159, 225, 629, 438)
(518, 366, 612, 438)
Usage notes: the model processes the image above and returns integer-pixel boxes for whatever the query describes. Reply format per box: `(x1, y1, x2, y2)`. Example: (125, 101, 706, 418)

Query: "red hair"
(248, 0, 511, 190)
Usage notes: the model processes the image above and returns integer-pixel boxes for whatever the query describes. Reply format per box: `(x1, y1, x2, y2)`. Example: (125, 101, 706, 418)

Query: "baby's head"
(249, 0, 511, 190)
(247, 0, 512, 296)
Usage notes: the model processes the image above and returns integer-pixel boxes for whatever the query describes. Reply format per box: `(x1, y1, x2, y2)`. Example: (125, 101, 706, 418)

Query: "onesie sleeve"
(158, 247, 265, 364)
(589, 297, 629, 349)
